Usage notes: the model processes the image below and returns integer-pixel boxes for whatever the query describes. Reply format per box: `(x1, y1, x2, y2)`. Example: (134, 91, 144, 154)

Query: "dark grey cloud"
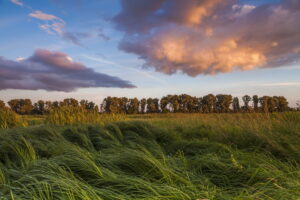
(114, 0, 300, 76)
(0, 49, 135, 92)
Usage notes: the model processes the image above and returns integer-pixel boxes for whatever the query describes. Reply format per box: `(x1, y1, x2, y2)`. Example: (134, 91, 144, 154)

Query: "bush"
(0, 108, 25, 129)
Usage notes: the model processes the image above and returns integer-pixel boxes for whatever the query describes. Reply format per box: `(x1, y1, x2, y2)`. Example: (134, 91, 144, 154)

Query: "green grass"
(0, 113, 299, 199)
(45, 106, 126, 126)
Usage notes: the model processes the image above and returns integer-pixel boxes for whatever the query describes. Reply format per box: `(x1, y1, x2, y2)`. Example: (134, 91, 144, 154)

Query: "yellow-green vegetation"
(0, 108, 26, 129)
(0, 112, 299, 199)
(45, 106, 126, 126)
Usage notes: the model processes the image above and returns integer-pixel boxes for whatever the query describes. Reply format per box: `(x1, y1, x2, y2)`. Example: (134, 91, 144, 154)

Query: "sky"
(0, 0, 300, 106)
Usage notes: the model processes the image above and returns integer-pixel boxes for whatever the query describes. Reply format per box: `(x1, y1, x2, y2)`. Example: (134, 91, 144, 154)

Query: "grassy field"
(0, 113, 299, 199)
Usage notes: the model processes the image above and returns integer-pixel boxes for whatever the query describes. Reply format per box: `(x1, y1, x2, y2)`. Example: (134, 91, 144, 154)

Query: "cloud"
(114, 0, 300, 76)
(0, 49, 135, 92)
(29, 11, 83, 46)
(29, 11, 60, 21)
(10, 0, 23, 6)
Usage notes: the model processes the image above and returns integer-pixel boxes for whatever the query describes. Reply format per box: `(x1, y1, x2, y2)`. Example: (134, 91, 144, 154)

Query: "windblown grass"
(0, 108, 26, 129)
(0, 113, 299, 199)
(45, 106, 126, 126)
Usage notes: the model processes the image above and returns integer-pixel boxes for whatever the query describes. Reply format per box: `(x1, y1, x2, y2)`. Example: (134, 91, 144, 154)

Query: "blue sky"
(0, 0, 299, 106)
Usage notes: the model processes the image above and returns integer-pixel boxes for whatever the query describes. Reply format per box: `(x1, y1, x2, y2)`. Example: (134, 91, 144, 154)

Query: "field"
(0, 113, 300, 200)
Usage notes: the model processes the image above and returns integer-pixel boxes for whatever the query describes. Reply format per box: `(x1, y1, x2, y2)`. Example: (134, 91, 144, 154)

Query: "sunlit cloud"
(114, 0, 300, 76)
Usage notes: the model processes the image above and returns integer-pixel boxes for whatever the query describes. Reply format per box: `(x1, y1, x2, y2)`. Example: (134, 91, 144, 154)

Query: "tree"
(33, 100, 45, 115)
(277, 96, 289, 112)
(102, 97, 120, 114)
(160, 96, 170, 113)
(8, 99, 33, 115)
(146, 98, 159, 113)
(119, 97, 128, 114)
(127, 98, 139, 114)
(232, 97, 240, 112)
(242, 95, 252, 112)
(140, 98, 146, 114)
(259, 96, 269, 113)
(60, 98, 79, 107)
(268, 97, 277, 113)
(170, 95, 180, 113)
(202, 94, 216, 113)
(80, 100, 96, 110)
(216, 94, 233, 113)
(253, 95, 259, 112)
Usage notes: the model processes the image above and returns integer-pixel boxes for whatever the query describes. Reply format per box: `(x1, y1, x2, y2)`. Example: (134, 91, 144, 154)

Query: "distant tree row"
(101, 94, 291, 114)
(0, 94, 297, 115)
(0, 98, 98, 115)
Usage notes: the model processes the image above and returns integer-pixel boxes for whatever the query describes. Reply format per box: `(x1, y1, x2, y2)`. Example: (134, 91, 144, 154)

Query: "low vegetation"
(0, 108, 25, 129)
(0, 112, 299, 199)
(45, 106, 125, 126)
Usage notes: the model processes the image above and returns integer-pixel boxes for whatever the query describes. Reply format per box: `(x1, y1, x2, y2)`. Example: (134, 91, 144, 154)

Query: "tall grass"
(45, 106, 126, 126)
(0, 113, 299, 199)
(0, 108, 26, 129)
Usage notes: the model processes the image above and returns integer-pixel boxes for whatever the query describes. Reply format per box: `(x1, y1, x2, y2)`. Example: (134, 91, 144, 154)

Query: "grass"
(0, 112, 299, 199)
(45, 106, 126, 126)
(0, 108, 27, 129)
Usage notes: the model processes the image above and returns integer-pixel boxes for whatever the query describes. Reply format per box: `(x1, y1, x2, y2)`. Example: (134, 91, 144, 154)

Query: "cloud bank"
(114, 0, 300, 76)
(0, 49, 135, 92)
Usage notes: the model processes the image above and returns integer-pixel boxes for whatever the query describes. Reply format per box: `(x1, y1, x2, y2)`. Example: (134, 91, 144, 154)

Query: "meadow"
(0, 111, 299, 199)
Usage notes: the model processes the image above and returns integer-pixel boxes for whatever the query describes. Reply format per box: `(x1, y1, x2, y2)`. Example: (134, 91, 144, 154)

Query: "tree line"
(0, 99, 99, 115)
(0, 94, 296, 115)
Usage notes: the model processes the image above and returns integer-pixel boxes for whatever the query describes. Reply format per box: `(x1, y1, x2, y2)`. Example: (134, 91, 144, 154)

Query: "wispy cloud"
(29, 10, 61, 21)
(257, 82, 300, 87)
(10, 0, 23, 6)
(84, 55, 167, 84)
(29, 10, 83, 46)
